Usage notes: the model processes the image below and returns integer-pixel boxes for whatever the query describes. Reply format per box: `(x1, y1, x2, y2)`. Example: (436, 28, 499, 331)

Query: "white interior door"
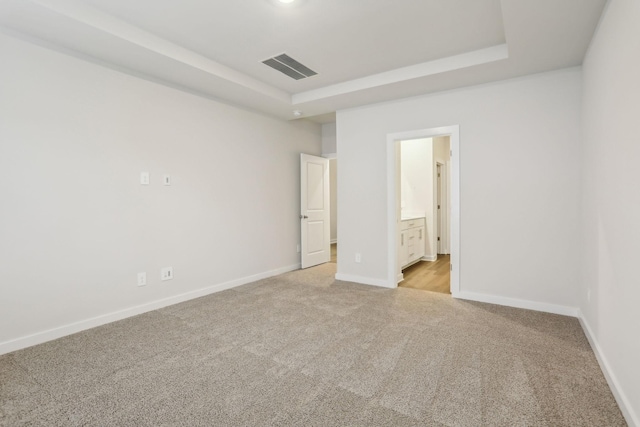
(300, 154, 330, 268)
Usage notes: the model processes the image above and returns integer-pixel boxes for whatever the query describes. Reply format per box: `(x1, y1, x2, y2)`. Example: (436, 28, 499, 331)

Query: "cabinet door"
(415, 226, 426, 259)
(408, 228, 419, 262)
(400, 230, 409, 267)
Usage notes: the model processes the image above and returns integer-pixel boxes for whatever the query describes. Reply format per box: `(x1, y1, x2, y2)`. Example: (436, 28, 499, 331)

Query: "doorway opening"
(329, 157, 337, 263)
(300, 154, 331, 269)
(395, 137, 451, 293)
(299, 154, 337, 269)
(386, 126, 460, 295)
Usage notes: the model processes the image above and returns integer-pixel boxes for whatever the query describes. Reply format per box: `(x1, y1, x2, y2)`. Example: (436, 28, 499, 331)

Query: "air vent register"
(262, 53, 317, 80)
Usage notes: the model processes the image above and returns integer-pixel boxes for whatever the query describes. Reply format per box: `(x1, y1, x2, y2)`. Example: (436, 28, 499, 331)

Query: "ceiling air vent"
(262, 54, 317, 80)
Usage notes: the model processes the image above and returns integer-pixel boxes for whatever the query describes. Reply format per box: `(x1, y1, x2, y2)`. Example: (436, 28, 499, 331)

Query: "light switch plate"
(161, 267, 173, 281)
(137, 272, 146, 287)
(140, 172, 150, 185)
(163, 174, 171, 186)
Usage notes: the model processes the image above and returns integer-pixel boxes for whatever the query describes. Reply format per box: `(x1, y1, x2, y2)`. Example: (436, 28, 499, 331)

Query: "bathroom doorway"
(396, 137, 452, 294)
(385, 125, 460, 294)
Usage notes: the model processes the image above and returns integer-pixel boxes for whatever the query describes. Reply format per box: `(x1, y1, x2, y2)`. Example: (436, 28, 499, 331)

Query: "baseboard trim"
(0, 263, 301, 356)
(421, 255, 437, 262)
(335, 273, 394, 288)
(452, 291, 579, 317)
(402, 259, 421, 269)
(330, 239, 338, 244)
(578, 310, 638, 427)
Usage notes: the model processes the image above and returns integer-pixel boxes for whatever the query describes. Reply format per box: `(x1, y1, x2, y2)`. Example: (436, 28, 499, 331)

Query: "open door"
(300, 153, 330, 268)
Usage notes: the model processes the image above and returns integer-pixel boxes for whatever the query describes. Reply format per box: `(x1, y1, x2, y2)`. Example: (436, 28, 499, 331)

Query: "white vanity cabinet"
(400, 217, 426, 268)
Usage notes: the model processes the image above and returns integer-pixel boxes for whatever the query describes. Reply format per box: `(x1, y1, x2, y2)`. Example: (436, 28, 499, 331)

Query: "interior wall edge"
(334, 273, 394, 289)
(0, 263, 301, 356)
(578, 311, 639, 427)
(453, 291, 579, 317)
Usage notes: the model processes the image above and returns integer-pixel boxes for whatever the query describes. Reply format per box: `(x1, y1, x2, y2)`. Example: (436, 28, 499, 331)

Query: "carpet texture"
(0, 263, 626, 426)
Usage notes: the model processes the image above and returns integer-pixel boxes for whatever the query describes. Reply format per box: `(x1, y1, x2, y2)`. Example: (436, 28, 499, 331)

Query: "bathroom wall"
(400, 138, 435, 259)
(400, 138, 432, 217)
(432, 136, 451, 254)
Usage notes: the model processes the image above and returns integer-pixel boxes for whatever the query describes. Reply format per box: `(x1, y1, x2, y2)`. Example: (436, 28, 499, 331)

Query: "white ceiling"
(0, 0, 606, 123)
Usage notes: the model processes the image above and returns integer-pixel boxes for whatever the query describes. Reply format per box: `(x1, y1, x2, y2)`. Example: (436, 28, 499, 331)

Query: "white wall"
(321, 122, 337, 155)
(580, 0, 640, 424)
(336, 68, 582, 310)
(432, 136, 451, 254)
(0, 33, 322, 351)
(433, 137, 450, 164)
(400, 138, 432, 217)
(323, 124, 338, 243)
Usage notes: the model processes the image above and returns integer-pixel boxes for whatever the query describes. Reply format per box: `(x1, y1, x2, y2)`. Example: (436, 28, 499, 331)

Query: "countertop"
(401, 214, 426, 221)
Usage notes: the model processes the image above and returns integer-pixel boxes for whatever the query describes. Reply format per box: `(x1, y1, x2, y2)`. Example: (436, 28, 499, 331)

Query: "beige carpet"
(0, 263, 626, 426)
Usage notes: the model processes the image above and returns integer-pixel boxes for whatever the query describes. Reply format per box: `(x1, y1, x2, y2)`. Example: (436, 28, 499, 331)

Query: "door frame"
(386, 125, 460, 295)
(435, 161, 450, 255)
(436, 161, 443, 255)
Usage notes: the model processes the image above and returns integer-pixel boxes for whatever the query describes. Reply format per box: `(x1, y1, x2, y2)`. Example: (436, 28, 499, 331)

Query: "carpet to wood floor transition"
(0, 263, 626, 426)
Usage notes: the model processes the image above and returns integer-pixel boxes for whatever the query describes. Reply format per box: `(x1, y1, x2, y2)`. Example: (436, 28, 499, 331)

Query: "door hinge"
(437, 237, 440, 241)
(438, 205, 440, 209)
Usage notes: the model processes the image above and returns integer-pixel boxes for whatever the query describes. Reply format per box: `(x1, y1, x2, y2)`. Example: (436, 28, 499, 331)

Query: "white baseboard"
(396, 273, 404, 284)
(330, 239, 338, 244)
(335, 273, 394, 288)
(452, 291, 579, 317)
(421, 255, 437, 262)
(578, 310, 638, 427)
(0, 263, 300, 356)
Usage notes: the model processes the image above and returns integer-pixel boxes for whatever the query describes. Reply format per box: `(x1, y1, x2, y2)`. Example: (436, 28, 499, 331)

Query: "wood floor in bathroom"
(399, 255, 451, 294)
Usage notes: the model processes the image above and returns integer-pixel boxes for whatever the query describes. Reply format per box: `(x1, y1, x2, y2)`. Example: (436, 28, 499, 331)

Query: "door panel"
(301, 154, 330, 268)
(416, 226, 425, 259)
(306, 163, 325, 209)
(306, 221, 325, 253)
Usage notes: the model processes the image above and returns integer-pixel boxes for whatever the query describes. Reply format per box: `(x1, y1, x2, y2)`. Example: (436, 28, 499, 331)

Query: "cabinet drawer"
(401, 217, 425, 230)
(405, 228, 419, 244)
(406, 244, 417, 261)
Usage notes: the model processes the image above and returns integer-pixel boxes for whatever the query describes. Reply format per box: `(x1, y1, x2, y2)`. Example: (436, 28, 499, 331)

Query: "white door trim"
(436, 161, 443, 254)
(386, 126, 460, 295)
(436, 161, 450, 255)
